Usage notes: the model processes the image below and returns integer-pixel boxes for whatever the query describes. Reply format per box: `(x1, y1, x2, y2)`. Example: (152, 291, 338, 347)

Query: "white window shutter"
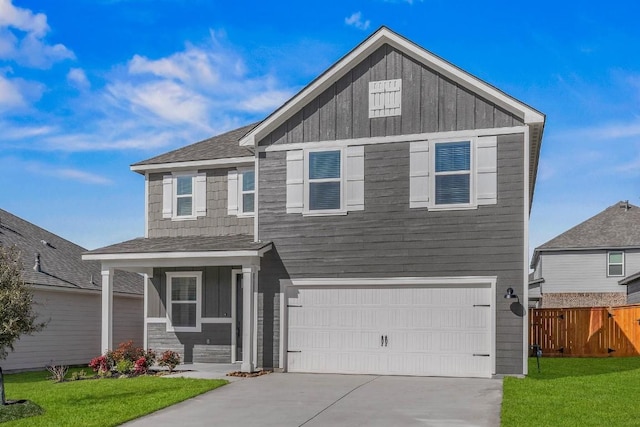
(162, 175, 173, 218)
(477, 136, 497, 205)
(227, 170, 239, 215)
(195, 172, 207, 216)
(346, 146, 364, 211)
(409, 141, 430, 208)
(286, 150, 304, 214)
(369, 79, 402, 118)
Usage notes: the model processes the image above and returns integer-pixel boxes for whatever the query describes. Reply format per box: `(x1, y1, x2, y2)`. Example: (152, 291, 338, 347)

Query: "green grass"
(0, 400, 44, 423)
(0, 368, 227, 426)
(502, 357, 640, 427)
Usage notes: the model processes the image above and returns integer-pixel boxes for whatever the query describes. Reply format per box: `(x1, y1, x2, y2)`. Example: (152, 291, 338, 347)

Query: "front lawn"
(0, 369, 226, 426)
(502, 357, 640, 426)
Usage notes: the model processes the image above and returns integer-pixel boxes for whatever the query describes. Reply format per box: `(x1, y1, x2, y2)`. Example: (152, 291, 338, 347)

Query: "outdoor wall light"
(504, 287, 519, 300)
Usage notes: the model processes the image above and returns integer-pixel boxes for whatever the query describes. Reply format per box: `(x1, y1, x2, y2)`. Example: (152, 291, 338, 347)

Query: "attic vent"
(369, 79, 402, 118)
(619, 200, 630, 211)
(34, 253, 41, 272)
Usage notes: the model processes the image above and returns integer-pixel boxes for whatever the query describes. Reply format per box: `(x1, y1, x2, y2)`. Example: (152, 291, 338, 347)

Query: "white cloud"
(0, 70, 43, 112)
(345, 12, 371, 31)
(0, 0, 74, 69)
(67, 68, 90, 90)
(53, 168, 112, 185)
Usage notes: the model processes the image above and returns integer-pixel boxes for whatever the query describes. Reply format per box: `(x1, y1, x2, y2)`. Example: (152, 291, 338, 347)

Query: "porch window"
(166, 272, 202, 332)
(608, 251, 624, 277)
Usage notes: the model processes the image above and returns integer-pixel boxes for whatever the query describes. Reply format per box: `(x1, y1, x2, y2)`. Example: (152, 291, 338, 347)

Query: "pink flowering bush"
(157, 350, 181, 373)
(89, 341, 156, 377)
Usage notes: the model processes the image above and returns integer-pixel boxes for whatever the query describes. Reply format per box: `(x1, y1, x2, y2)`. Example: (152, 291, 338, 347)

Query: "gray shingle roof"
(537, 201, 640, 250)
(131, 123, 257, 167)
(85, 235, 271, 255)
(0, 209, 143, 295)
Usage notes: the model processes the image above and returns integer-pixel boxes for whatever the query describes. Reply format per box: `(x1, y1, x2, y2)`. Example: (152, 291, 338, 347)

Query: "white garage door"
(286, 285, 492, 378)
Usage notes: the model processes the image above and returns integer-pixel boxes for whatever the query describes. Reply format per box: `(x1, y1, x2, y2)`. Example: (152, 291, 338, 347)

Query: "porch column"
(241, 266, 256, 372)
(101, 267, 114, 353)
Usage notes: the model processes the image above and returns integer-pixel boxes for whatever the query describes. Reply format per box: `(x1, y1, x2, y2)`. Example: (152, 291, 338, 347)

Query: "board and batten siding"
(147, 266, 234, 318)
(146, 266, 235, 363)
(3, 290, 143, 371)
(147, 169, 253, 238)
(258, 133, 526, 375)
(538, 250, 640, 294)
(257, 44, 523, 147)
(628, 283, 640, 304)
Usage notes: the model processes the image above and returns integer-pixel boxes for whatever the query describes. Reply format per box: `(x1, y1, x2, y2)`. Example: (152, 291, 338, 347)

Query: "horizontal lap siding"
(147, 169, 253, 238)
(258, 44, 522, 146)
(258, 133, 526, 374)
(541, 250, 640, 294)
(147, 323, 231, 363)
(3, 290, 142, 371)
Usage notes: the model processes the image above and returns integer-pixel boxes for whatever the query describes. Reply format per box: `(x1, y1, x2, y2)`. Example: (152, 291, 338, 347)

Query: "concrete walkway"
(124, 367, 502, 427)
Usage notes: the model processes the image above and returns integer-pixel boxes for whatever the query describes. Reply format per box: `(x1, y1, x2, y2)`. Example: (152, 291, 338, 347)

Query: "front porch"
(83, 235, 272, 373)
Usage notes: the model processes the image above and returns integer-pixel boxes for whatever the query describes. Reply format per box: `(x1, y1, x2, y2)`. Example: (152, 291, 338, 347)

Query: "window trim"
(166, 271, 202, 332)
(607, 251, 624, 277)
(303, 148, 346, 216)
(237, 168, 255, 217)
(172, 172, 196, 220)
(429, 138, 476, 211)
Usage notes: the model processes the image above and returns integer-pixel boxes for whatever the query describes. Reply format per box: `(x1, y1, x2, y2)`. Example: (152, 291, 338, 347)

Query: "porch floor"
(163, 362, 246, 382)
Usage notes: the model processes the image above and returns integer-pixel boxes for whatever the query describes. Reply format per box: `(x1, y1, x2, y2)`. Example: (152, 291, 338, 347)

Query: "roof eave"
(130, 156, 255, 175)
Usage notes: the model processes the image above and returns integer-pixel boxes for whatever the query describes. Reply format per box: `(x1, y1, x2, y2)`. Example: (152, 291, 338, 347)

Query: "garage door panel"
(287, 285, 492, 378)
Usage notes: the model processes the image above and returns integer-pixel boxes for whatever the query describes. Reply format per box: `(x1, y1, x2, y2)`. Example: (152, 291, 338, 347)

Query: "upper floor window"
(175, 175, 194, 217)
(307, 150, 342, 212)
(162, 172, 207, 220)
(409, 136, 497, 211)
(166, 272, 202, 332)
(434, 141, 471, 206)
(608, 251, 624, 277)
(239, 170, 255, 214)
(285, 146, 364, 215)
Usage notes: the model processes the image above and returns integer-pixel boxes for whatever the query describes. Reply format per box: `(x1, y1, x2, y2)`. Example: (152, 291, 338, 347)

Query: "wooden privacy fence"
(529, 305, 640, 357)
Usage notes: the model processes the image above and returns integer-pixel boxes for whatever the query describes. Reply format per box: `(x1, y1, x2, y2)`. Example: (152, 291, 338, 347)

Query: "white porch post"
(101, 267, 114, 353)
(241, 266, 256, 372)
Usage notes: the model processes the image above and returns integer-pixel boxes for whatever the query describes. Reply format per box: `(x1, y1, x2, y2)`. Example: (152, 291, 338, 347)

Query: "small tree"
(0, 246, 46, 404)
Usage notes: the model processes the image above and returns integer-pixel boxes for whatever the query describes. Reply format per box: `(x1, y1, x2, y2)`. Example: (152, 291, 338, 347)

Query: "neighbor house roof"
(0, 209, 143, 295)
(532, 201, 640, 266)
(130, 123, 257, 174)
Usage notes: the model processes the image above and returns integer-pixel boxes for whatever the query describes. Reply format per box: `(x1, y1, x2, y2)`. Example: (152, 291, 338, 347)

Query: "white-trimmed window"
(286, 146, 364, 215)
(162, 172, 207, 220)
(175, 174, 194, 217)
(409, 136, 497, 211)
(239, 169, 255, 215)
(608, 251, 624, 277)
(166, 272, 202, 332)
(228, 168, 255, 217)
(306, 149, 343, 213)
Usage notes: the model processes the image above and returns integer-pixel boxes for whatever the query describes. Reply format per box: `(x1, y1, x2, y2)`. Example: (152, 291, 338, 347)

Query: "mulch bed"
(226, 370, 271, 378)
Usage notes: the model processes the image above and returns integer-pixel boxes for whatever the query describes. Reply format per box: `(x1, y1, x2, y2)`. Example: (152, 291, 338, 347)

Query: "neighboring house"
(530, 201, 640, 308)
(0, 208, 143, 371)
(84, 27, 545, 378)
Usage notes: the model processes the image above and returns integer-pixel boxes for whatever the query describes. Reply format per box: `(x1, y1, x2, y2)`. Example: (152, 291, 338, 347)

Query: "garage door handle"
(385, 335, 388, 347)
(473, 354, 490, 357)
(381, 335, 384, 347)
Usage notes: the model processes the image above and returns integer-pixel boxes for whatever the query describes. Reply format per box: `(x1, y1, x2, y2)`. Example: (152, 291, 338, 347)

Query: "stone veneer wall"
(541, 292, 627, 308)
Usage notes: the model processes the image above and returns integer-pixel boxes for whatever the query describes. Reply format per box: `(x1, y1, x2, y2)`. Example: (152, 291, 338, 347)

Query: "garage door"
(286, 285, 492, 378)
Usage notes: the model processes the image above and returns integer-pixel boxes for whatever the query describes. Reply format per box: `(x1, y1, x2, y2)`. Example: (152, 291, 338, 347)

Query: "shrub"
(158, 350, 181, 373)
(46, 365, 68, 382)
(116, 359, 134, 375)
(70, 370, 88, 381)
(89, 355, 110, 375)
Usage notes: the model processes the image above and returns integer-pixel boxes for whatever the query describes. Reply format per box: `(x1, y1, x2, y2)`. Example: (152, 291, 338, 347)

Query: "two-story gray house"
(84, 27, 545, 378)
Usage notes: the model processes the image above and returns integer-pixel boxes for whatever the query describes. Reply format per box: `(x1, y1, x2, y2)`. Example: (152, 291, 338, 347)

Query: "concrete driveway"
(124, 373, 502, 427)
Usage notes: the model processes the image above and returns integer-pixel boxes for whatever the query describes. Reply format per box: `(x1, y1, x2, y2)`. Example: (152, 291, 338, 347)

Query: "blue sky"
(1, 0, 639, 261)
